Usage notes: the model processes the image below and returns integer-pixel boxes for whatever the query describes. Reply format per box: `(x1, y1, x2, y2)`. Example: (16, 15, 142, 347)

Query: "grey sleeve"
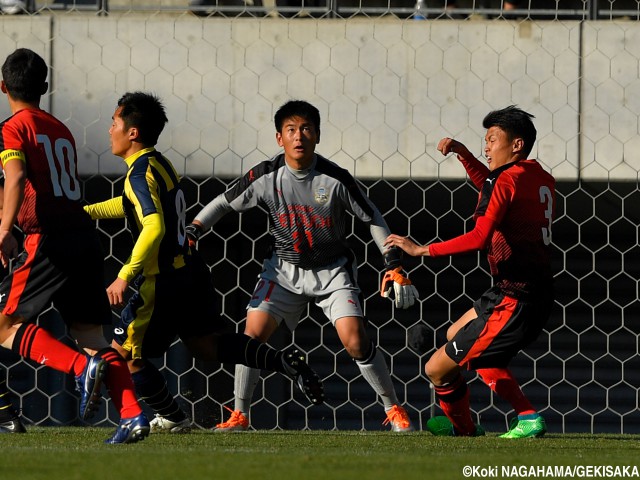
(370, 209, 392, 255)
(193, 194, 233, 230)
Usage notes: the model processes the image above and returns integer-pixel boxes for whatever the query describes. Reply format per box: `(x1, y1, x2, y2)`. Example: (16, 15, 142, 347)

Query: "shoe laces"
(217, 406, 247, 428)
(383, 405, 410, 428)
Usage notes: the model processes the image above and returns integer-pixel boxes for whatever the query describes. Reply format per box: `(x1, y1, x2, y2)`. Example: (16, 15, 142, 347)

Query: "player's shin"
(130, 359, 186, 422)
(477, 367, 536, 415)
(234, 364, 261, 414)
(217, 334, 324, 405)
(355, 342, 398, 409)
(433, 374, 477, 436)
(97, 347, 143, 419)
(12, 323, 86, 376)
(216, 333, 283, 370)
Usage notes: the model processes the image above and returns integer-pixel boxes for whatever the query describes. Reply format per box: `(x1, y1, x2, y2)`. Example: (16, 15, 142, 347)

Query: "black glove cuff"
(186, 223, 204, 241)
(383, 246, 403, 270)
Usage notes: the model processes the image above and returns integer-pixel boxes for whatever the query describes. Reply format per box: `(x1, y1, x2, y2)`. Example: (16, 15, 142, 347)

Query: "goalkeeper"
(188, 100, 418, 432)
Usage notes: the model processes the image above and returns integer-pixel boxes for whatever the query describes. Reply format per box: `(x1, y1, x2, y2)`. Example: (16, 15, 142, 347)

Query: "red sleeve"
(457, 153, 489, 189)
(428, 215, 496, 257)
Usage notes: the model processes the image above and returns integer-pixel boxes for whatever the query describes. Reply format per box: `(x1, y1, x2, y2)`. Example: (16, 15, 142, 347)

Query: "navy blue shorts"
(113, 253, 226, 359)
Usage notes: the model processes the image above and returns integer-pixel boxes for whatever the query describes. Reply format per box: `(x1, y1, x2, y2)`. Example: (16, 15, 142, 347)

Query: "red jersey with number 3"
(475, 159, 556, 297)
(0, 108, 92, 234)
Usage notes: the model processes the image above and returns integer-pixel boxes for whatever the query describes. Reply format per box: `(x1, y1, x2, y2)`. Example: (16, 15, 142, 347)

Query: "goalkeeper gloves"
(185, 223, 203, 248)
(380, 267, 419, 309)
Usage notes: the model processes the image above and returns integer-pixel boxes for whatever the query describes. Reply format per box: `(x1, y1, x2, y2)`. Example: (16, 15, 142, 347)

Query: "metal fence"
(4, 0, 640, 20)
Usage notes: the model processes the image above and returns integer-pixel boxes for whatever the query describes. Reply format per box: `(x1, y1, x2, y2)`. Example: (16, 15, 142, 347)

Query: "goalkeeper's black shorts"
(444, 285, 554, 370)
(113, 253, 226, 359)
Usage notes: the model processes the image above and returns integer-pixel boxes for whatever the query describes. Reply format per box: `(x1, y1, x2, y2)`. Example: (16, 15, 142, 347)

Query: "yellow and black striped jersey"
(85, 147, 189, 280)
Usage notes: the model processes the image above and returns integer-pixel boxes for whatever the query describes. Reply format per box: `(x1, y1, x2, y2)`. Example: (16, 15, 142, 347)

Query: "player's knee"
(424, 360, 437, 383)
(425, 358, 448, 386)
(346, 345, 364, 359)
(347, 338, 374, 362)
(244, 313, 278, 342)
(445, 325, 456, 341)
(341, 336, 365, 359)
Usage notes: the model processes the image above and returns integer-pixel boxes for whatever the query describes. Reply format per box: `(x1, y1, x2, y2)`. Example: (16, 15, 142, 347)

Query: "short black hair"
(1, 48, 48, 103)
(483, 105, 537, 158)
(274, 100, 320, 134)
(116, 91, 168, 146)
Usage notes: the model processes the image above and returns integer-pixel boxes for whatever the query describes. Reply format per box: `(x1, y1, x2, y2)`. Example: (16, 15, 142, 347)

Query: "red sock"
(433, 375, 477, 436)
(477, 368, 535, 415)
(98, 348, 142, 419)
(13, 323, 86, 376)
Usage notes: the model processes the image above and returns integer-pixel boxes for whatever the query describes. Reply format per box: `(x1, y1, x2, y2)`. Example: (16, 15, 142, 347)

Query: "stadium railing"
(5, 0, 640, 21)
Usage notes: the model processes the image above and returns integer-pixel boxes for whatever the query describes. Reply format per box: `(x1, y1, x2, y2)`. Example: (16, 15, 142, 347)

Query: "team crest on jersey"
(315, 187, 329, 204)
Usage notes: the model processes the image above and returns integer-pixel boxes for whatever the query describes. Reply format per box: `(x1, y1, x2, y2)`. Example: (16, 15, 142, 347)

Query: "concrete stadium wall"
(0, 15, 638, 181)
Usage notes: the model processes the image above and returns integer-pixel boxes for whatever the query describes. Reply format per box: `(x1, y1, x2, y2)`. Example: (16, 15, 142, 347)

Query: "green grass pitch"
(3, 428, 640, 480)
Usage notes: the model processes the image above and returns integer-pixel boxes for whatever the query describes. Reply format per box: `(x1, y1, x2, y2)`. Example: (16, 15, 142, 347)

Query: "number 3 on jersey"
(37, 134, 81, 201)
(539, 185, 553, 245)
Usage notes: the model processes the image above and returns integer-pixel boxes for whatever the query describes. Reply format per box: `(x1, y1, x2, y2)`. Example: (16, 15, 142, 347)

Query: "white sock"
(234, 364, 261, 414)
(356, 347, 399, 411)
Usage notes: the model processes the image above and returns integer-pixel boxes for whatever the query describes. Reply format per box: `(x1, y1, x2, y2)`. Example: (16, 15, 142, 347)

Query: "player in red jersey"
(0, 48, 149, 443)
(385, 106, 555, 438)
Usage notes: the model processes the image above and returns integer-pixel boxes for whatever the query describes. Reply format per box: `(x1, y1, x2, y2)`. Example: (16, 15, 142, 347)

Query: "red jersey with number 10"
(0, 108, 92, 234)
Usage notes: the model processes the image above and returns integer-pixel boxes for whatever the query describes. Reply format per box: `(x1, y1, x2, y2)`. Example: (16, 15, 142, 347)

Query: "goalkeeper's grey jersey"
(222, 153, 390, 269)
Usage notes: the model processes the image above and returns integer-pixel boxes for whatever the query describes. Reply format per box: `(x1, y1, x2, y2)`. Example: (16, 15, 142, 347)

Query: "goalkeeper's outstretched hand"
(380, 267, 419, 309)
(185, 223, 203, 248)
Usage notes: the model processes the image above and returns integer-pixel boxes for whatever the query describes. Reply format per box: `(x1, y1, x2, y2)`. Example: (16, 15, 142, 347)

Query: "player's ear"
(512, 137, 524, 154)
(41, 82, 48, 95)
(276, 131, 284, 147)
(0, 81, 6, 94)
(128, 126, 140, 142)
(316, 128, 320, 144)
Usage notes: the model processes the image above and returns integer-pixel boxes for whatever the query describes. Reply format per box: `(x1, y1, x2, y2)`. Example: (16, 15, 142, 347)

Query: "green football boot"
(426, 415, 485, 437)
(500, 415, 547, 438)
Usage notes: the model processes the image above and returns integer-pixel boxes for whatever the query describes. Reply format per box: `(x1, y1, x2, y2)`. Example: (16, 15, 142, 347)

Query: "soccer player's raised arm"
(437, 137, 488, 188)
